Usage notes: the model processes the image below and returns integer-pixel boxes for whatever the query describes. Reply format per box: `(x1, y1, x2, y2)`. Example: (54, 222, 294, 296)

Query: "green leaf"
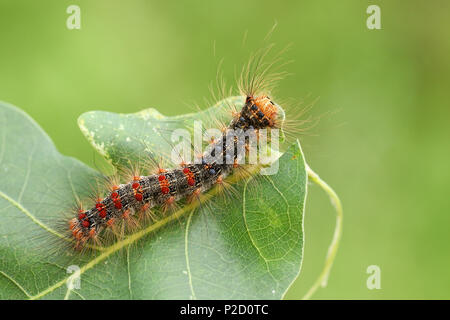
(0, 99, 306, 300)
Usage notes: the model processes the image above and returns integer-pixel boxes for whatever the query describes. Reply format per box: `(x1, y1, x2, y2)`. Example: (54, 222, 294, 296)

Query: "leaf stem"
(302, 164, 343, 300)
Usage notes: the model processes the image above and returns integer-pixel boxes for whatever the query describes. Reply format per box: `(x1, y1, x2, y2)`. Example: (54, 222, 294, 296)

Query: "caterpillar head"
(233, 95, 283, 131)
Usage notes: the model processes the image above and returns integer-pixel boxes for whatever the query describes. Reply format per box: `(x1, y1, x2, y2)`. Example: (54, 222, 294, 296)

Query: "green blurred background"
(1, 0, 449, 299)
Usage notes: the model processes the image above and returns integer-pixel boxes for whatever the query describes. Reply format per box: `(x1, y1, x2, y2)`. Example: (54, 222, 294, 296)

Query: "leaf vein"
(0, 190, 68, 241)
(0, 270, 31, 298)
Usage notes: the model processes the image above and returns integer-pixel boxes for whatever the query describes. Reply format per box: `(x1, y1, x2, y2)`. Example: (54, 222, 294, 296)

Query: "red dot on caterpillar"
(132, 182, 140, 189)
(161, 187, 170, 194)
(135, 193, 143, 201)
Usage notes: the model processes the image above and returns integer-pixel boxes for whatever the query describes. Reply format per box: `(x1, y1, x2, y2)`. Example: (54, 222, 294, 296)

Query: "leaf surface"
(0, 99, 306, 299)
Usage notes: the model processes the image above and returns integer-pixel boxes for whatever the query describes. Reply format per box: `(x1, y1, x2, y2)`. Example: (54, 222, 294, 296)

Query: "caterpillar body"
(69, 95, 281, 248)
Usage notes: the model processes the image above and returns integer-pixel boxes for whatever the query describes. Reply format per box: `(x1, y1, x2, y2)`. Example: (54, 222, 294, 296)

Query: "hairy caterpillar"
(70, 95, 281, 248)
(65, 46, 307, 250)
(0, 44, 342, 301)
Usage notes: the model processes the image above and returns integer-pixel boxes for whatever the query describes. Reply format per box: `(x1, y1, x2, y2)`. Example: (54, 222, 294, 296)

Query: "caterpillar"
(69, 93, 283, 249)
